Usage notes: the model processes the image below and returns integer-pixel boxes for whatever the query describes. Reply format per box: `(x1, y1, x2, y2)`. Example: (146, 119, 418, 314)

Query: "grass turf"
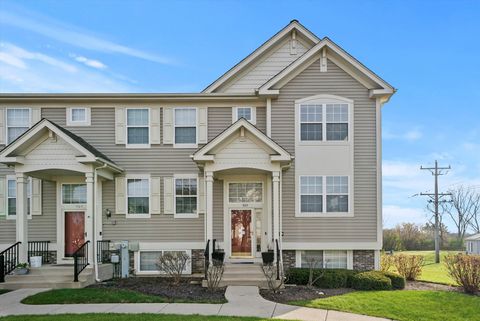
(21, 288, 224, 305)
(0, 289, 10, 295)
(291, 290, 480, 321)
(392, 250, 462, 285)
(0, 314, 274, 321)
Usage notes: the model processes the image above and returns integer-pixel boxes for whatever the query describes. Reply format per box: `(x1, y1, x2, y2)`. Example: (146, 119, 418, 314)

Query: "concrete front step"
(202, 262, 274, 288)
(0, 265, 94, 290)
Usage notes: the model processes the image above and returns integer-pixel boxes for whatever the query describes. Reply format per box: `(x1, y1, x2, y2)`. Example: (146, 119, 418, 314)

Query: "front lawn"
(22, 288, 223, 305)
(0, 314, 274, 321)
(391, 251, 462, 285)
(291, 290, 480, 321)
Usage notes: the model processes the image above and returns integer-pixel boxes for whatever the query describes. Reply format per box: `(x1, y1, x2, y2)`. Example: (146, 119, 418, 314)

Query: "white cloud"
(0, 43, 136, 93)
(1, 42, 77, 72)
(70, 54, 107, 69)
(0, 5, 173, 65)
(383, 205, 427, 228)
(384, 127, 423, 141)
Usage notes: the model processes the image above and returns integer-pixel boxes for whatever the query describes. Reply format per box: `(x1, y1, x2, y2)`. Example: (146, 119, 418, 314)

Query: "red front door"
(231, 209, 252, 257)
(65, 211, 85, 257)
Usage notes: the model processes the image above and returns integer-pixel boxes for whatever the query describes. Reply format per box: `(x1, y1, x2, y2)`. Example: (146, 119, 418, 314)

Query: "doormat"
(230, 262, 254, 264)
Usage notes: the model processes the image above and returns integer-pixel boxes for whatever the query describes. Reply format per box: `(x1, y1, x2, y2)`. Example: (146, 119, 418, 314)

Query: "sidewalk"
(0, 286, 392, 321)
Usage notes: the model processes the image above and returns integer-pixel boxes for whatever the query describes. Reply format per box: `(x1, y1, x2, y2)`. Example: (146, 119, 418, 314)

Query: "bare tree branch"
(443, 185, 477, 240)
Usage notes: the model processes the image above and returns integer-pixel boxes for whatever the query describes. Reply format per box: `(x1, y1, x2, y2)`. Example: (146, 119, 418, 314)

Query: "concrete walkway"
(0, 286, 392, 321)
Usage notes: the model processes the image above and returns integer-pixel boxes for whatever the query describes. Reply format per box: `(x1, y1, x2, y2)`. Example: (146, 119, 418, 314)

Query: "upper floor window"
(127, 177, 150, 217)
(300, 105, 322, 141)
(174, 108, 196, 146)
(175, 177, 197, 216)
(297, 96, 351, 143)
(67, 107, 91, 126)
(233, 107, 256, 124)
(6, 108, 31, 144)
(299, 175, 349, 214)
(127, 109, 149, 147)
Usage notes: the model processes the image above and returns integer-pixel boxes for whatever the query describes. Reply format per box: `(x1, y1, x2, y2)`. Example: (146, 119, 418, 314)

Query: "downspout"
(93, 163, 107, 282)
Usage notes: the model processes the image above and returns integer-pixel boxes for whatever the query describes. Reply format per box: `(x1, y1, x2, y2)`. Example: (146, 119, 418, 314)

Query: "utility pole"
(420, 160, 451, 264)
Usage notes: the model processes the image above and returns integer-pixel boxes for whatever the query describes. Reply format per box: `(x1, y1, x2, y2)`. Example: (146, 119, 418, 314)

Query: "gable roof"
(192, 118, 292, 162)
(0, 118, 120, 170)
(465, 233, 480, 241)
(202, 20, 320, 93)
(258, 37, 395, 97)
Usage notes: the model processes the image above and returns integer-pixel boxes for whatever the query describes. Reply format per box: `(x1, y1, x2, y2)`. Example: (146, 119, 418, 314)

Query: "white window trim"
(174, 174, 198, 218)
(173, 107, 198, 148)
(6, 175, 32, 220)
(66, 107, 91, 126)
(297, 175, 352, 217)
(295, 95, 353, 146)
(125, 108, 151, 149)
(6, 108, 32, 145)
(232, 106, 256, 125)
(135, 249, 192, 275)
(126, 174, 151, 219)
(295, 250, 353, 270)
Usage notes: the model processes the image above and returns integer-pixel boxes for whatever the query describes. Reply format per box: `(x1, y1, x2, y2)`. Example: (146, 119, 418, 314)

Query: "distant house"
(465, 234, 480, 255)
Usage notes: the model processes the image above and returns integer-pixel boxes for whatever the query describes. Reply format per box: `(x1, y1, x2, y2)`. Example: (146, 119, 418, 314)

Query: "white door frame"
(229, 208, 255, 258)
(56, 177, 87, 264)
(222, 175, 267, 261)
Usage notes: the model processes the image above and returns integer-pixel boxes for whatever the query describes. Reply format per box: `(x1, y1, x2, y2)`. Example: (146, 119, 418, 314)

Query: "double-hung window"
(175, 177, 197, 216)
(6, 177, 32, 219)
(126, 109, 149, 147)
(174, 108, 196, 146)
(299, 100, 350, 142)
(233, 107, 256, 124)
(67, 107, 90, 126)
(299, 176, 349, 215)
(300, 176, 323, 213)
(6, 108, 31, 144)
(326, 176, 349, 212)
(326, 104, 348, 141)
(300, 105, 322, 141)
(127, 178, 150, 217)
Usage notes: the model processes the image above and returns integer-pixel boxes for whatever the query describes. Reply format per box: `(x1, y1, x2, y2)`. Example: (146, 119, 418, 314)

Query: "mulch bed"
(89, 277, 226, 303)
(405, 280, 460, 292)
(260, 285, 354, 304)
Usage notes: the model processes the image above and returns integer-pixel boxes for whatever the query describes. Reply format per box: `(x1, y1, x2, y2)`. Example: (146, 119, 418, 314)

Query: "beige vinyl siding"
(223, 39, 310, 93)
(212, 179, 223, 240)
(208, 107, 232, 140)
(28, 180, 56, 241)
(41, 108, 205, 242)
(255, 107, 266, 134)
(272, 58, 378, 243)
(102, 180, 204, 242)
(0, 177, 56, 244)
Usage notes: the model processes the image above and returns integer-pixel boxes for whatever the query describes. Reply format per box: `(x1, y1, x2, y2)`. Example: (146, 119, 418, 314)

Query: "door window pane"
(228, 183, 262, 203)
(62, 184, 87, 204)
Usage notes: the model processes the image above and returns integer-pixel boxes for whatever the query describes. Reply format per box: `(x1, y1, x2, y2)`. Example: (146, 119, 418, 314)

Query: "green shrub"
(383, 271, 406, 289)
(445, 254, 480, 294)
(351, 271, 392, 291)
(286, 268, 357, 288)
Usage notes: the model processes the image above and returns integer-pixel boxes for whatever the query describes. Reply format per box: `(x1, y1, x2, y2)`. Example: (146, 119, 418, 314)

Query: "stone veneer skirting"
(191, 249, 205, 274)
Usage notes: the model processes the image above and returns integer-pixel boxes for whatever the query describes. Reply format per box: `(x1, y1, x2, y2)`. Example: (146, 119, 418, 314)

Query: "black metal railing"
(275, 239, 280, 280)
(96, 240, 111, 263)
(204, 239, 210, 280)
(28, 241, 50, 264)
(0, 242, 21, 283)
(73, 241, 90, 282)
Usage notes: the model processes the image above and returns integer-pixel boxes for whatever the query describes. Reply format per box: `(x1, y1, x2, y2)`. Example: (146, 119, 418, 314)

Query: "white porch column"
(272, 171, 280, 262)
(85, 172, 95, 265)
(15, 173, 29, 263)
(205, 171, 214, 261)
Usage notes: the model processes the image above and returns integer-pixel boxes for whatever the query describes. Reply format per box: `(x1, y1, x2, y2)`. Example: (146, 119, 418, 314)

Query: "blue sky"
(1, 0, 479, 231)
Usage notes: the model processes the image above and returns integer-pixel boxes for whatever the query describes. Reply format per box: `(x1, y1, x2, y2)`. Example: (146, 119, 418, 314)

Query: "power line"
(420, 160, 451, 264)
